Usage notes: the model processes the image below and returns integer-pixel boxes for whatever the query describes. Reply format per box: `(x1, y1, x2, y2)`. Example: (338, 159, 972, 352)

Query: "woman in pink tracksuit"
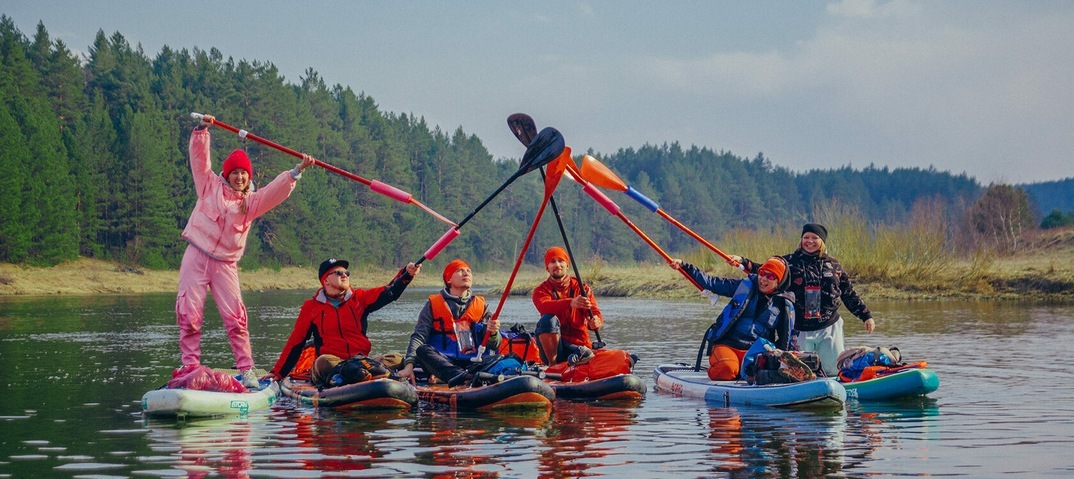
(176, 114, 314, 388)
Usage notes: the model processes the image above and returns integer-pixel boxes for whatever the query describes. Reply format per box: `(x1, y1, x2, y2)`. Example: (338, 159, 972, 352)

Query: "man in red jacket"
(268, 258, 420, 386)
(531, 247, 604, 365)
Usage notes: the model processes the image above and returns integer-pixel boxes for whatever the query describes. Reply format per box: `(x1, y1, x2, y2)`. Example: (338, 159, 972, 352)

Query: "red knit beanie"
(544, 246, 569, 266)
(442, 259, 470, 285)
(222, 150, 253, 178)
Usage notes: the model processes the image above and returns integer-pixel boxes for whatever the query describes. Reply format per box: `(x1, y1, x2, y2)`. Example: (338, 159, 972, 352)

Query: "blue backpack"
(484, 356, 525, 376)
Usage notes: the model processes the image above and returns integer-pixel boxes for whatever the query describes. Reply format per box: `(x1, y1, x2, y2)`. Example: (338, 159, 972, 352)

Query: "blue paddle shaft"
(626, 186, 660, 212)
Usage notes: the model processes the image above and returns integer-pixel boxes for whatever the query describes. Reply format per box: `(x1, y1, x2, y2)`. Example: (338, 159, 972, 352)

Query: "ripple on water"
(53, 463, 125, 471)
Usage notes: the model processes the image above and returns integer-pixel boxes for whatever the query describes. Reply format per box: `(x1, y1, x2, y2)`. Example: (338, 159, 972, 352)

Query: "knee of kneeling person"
(708, 349, 741, 381)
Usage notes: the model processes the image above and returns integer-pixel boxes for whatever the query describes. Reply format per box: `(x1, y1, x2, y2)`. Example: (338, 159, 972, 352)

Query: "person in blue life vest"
(670, 256, 795, 381)
(396, 259, 501, 385)
(732, 223, 875, 376)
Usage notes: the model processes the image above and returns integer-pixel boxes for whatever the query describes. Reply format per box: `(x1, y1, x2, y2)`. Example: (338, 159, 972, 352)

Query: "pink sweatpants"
(175, 244, 254, 370)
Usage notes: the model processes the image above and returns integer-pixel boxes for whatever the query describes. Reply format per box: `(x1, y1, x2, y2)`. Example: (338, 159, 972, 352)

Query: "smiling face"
(757, 270, 779, 294)
(800, 232, 824, 254)
(227, 168, 250, 192)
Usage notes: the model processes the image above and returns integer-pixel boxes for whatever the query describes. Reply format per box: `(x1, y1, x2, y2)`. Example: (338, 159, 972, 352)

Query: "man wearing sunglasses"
(670, 256, 795, 381)
(267, 258, 421, 387)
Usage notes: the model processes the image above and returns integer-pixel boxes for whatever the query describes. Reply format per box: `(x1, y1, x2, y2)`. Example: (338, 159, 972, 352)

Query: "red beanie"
(442, 259, 470, 285)
(758, 257, 788, 283)
(222, 149, 253, 178)
(544, 246, 569, 266)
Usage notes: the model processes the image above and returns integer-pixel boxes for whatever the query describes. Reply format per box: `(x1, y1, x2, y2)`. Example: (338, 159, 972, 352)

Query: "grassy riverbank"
(2, 227, 1073, 300)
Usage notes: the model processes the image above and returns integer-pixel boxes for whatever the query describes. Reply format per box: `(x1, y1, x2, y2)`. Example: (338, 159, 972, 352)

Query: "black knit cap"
(318, 258, 349, 283)
(801, 223, 828, 242)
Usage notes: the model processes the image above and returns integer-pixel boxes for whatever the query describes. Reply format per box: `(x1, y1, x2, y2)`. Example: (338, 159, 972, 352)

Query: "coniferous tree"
(0, 103, 32, 262)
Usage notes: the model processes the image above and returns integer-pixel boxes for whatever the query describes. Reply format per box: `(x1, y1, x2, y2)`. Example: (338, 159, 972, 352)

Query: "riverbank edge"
(2, 256, 1073, 301)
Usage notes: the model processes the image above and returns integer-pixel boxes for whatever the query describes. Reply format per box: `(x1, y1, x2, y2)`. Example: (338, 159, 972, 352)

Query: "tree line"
(1, 18, 1057, 271)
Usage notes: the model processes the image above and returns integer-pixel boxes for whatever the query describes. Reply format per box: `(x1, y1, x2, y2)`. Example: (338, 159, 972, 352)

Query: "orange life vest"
(428, 293, 487, 360)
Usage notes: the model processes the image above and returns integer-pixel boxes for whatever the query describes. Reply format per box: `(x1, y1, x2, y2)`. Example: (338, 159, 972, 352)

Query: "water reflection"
(143, 417, 257, 478)
(703, 407, 847, 479)
(4, 293, 1074, 477)
(537, 401, 640, 477)
(404, 408, 549, 478)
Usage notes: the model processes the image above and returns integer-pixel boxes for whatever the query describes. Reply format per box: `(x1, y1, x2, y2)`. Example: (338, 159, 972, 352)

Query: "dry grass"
(3, 227, 1073, 300)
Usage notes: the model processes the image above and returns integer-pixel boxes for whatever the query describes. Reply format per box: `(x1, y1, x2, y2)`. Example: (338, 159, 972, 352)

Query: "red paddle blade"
(543, 147, 572, 197)
(579, 155, 628, 191)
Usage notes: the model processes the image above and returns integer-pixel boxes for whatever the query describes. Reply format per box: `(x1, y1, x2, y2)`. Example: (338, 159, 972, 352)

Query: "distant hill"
(1022, 178, 1074, 216)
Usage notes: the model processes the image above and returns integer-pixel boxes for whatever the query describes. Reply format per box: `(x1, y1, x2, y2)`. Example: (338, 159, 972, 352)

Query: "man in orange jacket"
(531, 247, 604, 365)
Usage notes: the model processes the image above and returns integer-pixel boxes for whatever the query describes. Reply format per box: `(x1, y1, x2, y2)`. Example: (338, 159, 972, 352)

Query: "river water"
(1, 288, 1073, 478)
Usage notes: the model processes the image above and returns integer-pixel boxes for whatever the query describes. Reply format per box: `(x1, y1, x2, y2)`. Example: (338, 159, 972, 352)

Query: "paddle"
(509, 114, 607, 349)
(565, 161, 706, 291)
(412, 126, 565, 266)
(480, 147, 573, 361)
(191, 112, 457, 227)
(509, 113, 610, 347)
(507, 113, 539, 146)
(580, 154, 743, 270)
(541, 168, 608, 350)
(511, 113, 707, 292)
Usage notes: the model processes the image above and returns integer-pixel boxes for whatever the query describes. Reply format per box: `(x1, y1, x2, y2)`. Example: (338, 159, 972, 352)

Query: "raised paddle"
(510, 114, 613, 349)
(564, 160, 707, 291)
(580, 154, 743, 270)
(412, 126, 566, 265)
(507, 113, 539, 146)
(538, 165, 608, 350)
(510, 114, 708, 292)
(191, 112, 457, 227)
(478, 147, 573, 361)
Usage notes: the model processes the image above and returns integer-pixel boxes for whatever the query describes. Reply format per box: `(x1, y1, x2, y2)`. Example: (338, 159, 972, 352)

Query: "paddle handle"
(415, 227, 460, 265)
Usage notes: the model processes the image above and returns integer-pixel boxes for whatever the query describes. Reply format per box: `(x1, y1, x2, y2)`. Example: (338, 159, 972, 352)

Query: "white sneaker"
(240, 369, 260, 389)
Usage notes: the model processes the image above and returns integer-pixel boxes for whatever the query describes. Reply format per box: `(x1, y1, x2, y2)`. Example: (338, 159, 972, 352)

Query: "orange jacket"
(532, 277, 601, 348)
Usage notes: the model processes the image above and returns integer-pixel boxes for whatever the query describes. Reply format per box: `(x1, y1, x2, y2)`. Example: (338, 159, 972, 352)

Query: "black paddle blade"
(519, 127, 565, 174)
(507, 113, 538, 146)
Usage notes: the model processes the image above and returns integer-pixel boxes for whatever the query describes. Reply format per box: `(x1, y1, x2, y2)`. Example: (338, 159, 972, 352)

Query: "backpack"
(547, 348, 637, 383)
(168, 365, 247, 393)
(837, 346, 904, 382)
(498, 324, 542, 364)
(484, 355, 526, 376)
(323, 355, 390, 389)
(742, 338, 818, 385)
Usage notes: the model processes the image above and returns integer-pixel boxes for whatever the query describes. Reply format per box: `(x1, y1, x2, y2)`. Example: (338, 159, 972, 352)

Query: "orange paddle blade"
(580, 155, 628, 191)
(543, 147, 572, 197)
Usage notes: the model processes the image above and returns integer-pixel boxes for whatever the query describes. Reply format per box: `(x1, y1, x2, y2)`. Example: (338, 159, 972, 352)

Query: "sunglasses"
(331, 270, 350, 278)
(760, 271, 779, 281)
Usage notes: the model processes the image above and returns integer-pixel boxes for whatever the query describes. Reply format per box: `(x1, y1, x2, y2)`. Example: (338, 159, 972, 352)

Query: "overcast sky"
(6, 1, 1072, 184)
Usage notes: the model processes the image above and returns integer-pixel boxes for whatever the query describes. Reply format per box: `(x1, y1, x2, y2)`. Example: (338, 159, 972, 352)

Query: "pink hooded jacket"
(181, 129, 298, 262)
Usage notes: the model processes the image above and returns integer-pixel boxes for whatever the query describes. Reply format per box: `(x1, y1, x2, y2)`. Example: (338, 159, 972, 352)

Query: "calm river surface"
(1, 287, 1073, 478)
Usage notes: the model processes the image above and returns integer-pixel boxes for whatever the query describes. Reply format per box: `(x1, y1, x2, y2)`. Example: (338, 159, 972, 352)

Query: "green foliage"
(1040, 209, 1074, 229)
(4, 17, 1053, 273)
